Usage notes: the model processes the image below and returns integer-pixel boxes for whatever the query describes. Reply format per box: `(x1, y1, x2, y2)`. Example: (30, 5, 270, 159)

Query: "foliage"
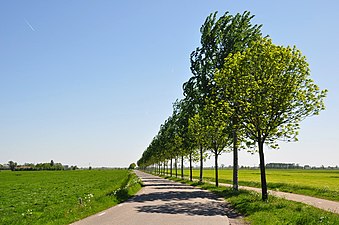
(138, 10, 326, 202)
(185, 11, 263, 109)
(8, 161, 17, 171)
(216, 37, 327, 149)
(215, 37, 327, 200)
(2, 161, 72, 171)
(128, 163, 136, 170)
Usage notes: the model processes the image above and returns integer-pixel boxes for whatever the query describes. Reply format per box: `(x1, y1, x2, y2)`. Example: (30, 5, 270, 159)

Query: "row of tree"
(137, 11, 326, 200)
(1, 160, 78, 171)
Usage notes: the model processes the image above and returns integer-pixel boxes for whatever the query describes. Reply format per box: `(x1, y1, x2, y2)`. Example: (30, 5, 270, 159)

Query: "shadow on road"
(133, 190, 218, 202)
(133, 175, 243, 219)
(153, 186, 195, 190)
(136, 198, 241, 219)
(137, 201, 227, 216)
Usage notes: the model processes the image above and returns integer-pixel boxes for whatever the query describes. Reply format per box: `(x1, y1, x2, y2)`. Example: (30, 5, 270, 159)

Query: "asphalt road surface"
(71, 171, 235, 225)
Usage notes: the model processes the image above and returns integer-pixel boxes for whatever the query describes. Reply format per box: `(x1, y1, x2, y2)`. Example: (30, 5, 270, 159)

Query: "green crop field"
(0, 169, 141, 225)
(174, 168, 339, 201)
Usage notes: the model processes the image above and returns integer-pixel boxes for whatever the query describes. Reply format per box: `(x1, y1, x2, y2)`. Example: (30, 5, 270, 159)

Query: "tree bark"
(163, 161, 165, 175)
(199, 145, 203, 182)
(181, 155, 184, 179)
(175, 158, 178, 178)
(233, 129, 239, 191)
(189, 152, 193, 181)
(258, 140, 268, 201)
(170, 158, 173, 177)
(166, 161, 168, 175)
(215, 152, 219, 187)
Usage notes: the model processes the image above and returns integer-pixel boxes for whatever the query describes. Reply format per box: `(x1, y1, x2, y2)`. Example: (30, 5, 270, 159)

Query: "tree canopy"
(215, 37, 327, 200)
(137, 11, 327, 201)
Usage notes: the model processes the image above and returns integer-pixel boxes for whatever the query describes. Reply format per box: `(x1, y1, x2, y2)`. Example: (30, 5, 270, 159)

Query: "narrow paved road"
(71, 171, 238, 225)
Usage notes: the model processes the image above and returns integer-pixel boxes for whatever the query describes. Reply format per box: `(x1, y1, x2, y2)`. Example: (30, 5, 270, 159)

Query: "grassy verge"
(165, 176, 339, 225)
(205, 177, 339, 202)
(164, 169, 339, 202)
(0, 170, 142, 225)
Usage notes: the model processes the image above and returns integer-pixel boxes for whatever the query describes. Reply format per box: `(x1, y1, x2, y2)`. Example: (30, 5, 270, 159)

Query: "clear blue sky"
(1, 1, 338, 168)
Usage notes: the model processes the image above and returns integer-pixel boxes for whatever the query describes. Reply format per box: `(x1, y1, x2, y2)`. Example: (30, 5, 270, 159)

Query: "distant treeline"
(0, 160, 78, 171)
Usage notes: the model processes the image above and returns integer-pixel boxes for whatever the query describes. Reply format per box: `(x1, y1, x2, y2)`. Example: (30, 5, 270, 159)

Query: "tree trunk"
(175, 158, 178, 178)
(258, 140, 268, 201)
(166, 161, 168, 175)
(199, 145, 203, 182)
(189, 152, 193, 181)
(233, 129, 239, 191)
(170, 158, 173, 177)
(215, 152, 219, 187)
(163, 161, 165, 175)
(181, 155, 184, 179)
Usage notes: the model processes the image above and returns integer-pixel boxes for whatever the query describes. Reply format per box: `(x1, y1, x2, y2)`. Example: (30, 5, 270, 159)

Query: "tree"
(8, 161, 17, 171)
(50, 160, 55, 167)
(201, 99, 232, 187)
(173, 98, 198, 181)
(188, 114, 207, 182)
(184, 11, 263, 190)
(215, 38, 327, 200)
(128, 163, 136, 170)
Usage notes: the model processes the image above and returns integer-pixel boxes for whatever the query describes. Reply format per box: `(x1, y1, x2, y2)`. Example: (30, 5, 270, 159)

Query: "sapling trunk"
(175, 158, 178, 178)
(181, 155, 184, 179)
(233, 129, 239, 191)
(258, 140, 268, 201)
(199, 145, 203, 182)
(215, 152, 219, 187)
(189, 152, 193, 181)
(170, 158, 173, 177)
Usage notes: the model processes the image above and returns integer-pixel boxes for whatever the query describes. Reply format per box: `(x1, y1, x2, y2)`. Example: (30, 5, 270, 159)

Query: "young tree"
(215, 38, 327, 200)
(202, 100, 232, 187)
(128, 163, 136, 170)
(184, 11, 263, 190)
(8, 161, 17, 171)
(174, 98, 198, 181)
(188, 114, 207, 182)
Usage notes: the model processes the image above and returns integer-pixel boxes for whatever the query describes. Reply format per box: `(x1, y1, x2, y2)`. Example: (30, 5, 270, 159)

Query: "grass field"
(0, 169, 141, 225)
(171, 168, 339, 201)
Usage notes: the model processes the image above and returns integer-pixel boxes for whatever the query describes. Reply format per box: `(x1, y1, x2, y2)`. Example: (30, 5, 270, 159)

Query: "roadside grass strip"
(169, 169, 339, 202)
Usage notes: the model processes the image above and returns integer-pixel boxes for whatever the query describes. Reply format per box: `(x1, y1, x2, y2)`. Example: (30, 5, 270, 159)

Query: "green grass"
(171, 168, 339, 201)
(166, 176, 339, 225)
(0, 169, 142, 225)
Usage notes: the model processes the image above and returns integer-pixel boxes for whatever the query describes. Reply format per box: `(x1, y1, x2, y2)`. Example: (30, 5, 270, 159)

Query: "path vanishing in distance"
(71, 171, 244, 225)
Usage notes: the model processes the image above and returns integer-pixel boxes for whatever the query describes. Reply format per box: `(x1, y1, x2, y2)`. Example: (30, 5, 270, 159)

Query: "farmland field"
(0, 169, 141, 225)
(174, 168, 339, 201)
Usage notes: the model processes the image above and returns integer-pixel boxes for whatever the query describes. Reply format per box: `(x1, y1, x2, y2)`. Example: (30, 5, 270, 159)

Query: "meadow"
(175, 168, 339, 201)
(0, 169, 141, 225)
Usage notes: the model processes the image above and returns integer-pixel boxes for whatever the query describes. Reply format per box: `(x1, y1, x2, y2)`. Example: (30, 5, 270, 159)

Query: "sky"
(1, 1, 338, 168)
